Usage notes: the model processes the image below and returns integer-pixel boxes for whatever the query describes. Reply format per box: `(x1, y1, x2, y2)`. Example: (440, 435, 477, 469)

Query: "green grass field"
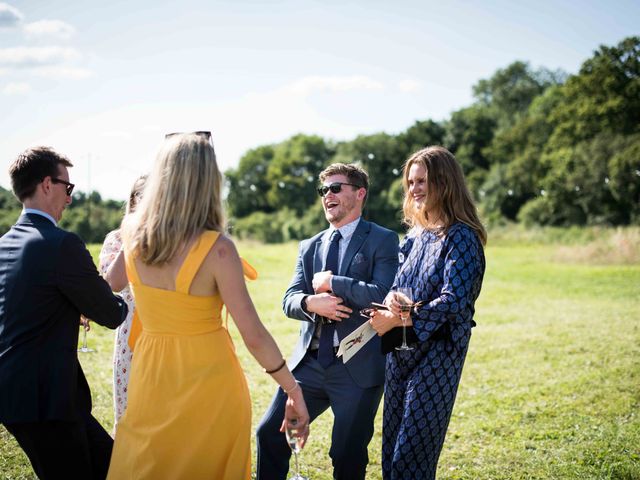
(1, 231, 639, 479)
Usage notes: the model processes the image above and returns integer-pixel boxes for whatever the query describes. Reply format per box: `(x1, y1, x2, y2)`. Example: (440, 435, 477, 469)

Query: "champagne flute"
(285, 419, 309, 480)
(394, 287, 414, 351)
(78, 317, 94, 353)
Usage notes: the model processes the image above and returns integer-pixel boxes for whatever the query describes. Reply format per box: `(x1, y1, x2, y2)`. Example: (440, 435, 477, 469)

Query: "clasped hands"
(369, 292, 414, 336)
(308, 271, 352, 321)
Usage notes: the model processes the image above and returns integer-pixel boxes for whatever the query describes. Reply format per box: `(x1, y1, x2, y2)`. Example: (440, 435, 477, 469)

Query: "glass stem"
(402, 315, 407, 347)
(402, 314, 407, 346)
(294, 452, 300, 475)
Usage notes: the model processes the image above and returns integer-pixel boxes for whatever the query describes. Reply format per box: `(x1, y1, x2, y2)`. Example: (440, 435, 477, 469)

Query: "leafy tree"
(225, 145, 275, 218)
(0, 186, 125, 242)
(608, 134, 640, 223)
(520, 133, 640, 226)
(473, 60, 566, 128)
(548, 36, 640, 148)
(480, 86, 565, 219)
(266, 134, 332, 215)
(332, 132, 403, 229)
(396, 120, 446, 159)
(0, 186, 21, 234)
(444, 105, 497, 196)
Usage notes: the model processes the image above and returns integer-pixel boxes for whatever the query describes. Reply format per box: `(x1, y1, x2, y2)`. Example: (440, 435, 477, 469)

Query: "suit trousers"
(256, 351, 383, 480)
(4, 414, 113, 480)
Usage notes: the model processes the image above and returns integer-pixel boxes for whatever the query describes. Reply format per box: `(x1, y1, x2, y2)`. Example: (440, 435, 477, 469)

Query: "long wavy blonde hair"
(124, 134, 225, 265)
(402, 146, 487, 245)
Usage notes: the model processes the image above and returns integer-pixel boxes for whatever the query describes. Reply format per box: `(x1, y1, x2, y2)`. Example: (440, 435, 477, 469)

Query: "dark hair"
(9, 147, 73, 201)
(319, 163, 369, 205)
(126, 174, 148, 215)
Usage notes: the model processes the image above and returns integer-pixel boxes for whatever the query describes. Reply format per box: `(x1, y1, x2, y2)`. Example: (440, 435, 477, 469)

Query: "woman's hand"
(384, 291, 407, 319)
(280, 385, 310, 449)
(369, 309, 401, 336)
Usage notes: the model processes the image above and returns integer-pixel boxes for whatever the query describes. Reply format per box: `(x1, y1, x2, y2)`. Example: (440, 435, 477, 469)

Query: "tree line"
(0, 187, 125, 243)
(226, 36, 639, 242)
(1, 36, 638, 243)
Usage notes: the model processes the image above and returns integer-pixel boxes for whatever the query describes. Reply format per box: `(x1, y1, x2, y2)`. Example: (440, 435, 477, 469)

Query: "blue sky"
(0, 0, 638, 200)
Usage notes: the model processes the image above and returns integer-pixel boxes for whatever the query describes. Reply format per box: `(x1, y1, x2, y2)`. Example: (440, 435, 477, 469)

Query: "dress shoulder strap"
(175, 231, 221, 294)
(123, 248, 141, 285)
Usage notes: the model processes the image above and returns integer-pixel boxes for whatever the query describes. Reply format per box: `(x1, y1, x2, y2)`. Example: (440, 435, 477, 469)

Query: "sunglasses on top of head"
(164, 131, 212, 141)
(317, 182, 363, 197)
(51, 178, 75, 196)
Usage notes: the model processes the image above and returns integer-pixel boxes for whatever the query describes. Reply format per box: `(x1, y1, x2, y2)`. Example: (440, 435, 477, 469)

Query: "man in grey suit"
(0, 147, 128, 479)
(257, 163, 399, 480)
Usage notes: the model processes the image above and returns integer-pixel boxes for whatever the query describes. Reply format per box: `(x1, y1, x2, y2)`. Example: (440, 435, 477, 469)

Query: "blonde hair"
(125, 134, 225, 265)
(402, 146, 487, 245)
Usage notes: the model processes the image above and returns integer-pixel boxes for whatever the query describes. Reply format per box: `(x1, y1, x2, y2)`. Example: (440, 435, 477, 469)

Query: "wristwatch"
(301, 295, 309, 313)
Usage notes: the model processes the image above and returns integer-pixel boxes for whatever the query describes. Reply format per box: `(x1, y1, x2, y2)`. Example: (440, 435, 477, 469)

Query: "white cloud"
(0, 46, 81, 67)
(3, 82, 30, 95)
(398, 79, 423, 93)
(285, 75, 385, 96)
(24, 20, 76, 39)
(0, 3, 22, 28)
(30, 66, 92, 80)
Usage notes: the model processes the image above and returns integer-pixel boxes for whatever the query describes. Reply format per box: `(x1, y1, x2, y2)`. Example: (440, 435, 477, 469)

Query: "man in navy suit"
(257, 163, 399, 479)
(0, 147, 128, 479)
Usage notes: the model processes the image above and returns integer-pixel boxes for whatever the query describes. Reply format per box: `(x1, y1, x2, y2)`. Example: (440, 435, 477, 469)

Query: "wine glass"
(78, 317, 94, 353)
(285, 419, 308, 480)
(394, 287, 414, 351)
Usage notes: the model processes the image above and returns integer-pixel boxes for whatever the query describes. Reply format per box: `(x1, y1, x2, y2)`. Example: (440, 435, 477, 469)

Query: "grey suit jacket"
(282, 219, 399, 388)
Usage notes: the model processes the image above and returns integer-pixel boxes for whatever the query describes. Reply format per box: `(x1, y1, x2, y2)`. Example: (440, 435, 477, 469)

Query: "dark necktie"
(318, 229, 342, 369)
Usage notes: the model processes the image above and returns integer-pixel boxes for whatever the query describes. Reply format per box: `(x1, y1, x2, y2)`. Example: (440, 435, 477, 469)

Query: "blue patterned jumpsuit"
(382, 222, 485, 479)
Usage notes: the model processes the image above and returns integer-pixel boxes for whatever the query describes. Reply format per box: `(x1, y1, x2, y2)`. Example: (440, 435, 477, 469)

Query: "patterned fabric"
(382, 222, 485, 480)
(99, 230, 135, 426)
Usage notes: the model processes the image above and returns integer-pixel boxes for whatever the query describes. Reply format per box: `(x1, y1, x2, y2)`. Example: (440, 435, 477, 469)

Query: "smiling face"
(321, 174, 365, 228)
(408, 162, 427, 207)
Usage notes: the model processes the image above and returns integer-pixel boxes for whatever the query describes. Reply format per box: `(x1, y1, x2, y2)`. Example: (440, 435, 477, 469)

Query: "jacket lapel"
(339, 219, 370, 276)
(312, 236, 325, 274)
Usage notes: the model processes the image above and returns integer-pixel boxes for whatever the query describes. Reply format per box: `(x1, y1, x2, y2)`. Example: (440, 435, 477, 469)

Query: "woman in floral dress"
(370, 146, 486, 479)
(99, 175, 147, 425)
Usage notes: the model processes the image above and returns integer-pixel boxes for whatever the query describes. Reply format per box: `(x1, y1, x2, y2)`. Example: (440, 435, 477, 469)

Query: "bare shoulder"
(209, 233, 241, 264)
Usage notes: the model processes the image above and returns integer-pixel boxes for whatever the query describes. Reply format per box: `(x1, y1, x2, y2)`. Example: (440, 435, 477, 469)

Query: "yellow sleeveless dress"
(107, 231, 252, 480)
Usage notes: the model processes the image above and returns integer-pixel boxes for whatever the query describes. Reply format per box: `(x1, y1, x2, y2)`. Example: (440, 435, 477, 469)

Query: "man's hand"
(80, 315, 91, 332)
(306, 293, 352, 322)
(312, 270, 333, 293)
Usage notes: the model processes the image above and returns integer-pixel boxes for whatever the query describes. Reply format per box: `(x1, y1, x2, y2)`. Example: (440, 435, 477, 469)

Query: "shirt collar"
(328, 216, 361, 242)
(23, 208, 57, 226)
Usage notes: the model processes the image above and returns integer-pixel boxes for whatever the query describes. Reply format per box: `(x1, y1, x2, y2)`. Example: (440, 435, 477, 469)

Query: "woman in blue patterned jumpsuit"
(370, 146, 486, 479)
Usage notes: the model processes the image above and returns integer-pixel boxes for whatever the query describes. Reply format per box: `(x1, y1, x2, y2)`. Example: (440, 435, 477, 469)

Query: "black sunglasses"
(51, 178, 75, 196)
(165, 131, 212, 141)
(317, 182, 363, 197)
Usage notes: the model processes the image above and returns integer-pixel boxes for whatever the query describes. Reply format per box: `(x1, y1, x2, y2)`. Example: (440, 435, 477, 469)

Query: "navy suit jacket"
(0, 213, 128, 424)
(283, 219, 399, 388)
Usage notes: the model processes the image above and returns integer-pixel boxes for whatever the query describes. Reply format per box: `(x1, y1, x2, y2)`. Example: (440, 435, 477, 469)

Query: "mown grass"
(1, 230, 639, 479)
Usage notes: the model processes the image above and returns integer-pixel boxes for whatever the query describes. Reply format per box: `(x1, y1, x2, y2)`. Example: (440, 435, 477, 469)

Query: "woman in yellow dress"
(106, 132, 309, 479)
